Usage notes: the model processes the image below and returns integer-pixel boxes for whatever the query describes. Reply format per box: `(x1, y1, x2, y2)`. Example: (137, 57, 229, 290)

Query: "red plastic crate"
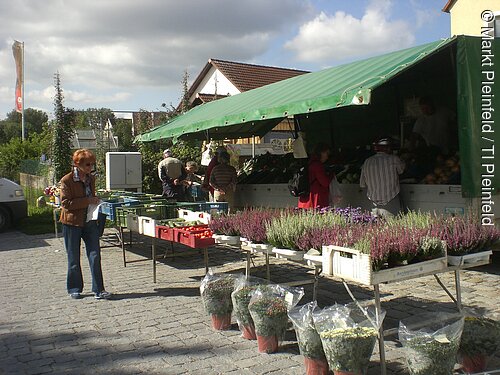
(175, 228, 214, 248)
(156, 225, 175, 241)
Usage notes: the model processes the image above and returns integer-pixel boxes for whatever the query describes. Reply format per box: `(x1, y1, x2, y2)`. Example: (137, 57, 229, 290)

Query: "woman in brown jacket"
(59, 149, 111, 299)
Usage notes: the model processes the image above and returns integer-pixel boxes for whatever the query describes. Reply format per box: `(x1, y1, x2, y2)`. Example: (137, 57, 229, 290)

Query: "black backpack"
(288, 165, 309, 197)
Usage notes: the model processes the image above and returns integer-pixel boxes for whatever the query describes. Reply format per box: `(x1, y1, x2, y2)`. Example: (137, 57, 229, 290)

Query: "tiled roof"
(209, 59, 309, 92)
(196, 93, 228, 103)
(188, 59, 309, 100)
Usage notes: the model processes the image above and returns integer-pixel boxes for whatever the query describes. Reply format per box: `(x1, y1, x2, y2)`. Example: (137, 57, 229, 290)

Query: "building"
(185, 58, 309, 155)
(443, 0, 500, 37)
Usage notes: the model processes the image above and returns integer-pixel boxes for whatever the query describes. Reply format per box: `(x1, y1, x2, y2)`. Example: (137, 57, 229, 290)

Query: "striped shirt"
(209, 164, 237, 192)
(360, 153, 405, 205)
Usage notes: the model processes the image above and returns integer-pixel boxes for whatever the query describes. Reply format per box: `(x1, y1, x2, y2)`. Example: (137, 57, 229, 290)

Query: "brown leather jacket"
(59, 170, 96, 227)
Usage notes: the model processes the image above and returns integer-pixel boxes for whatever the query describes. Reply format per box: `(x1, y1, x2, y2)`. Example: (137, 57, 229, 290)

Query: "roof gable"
(442, 0, 457, 12)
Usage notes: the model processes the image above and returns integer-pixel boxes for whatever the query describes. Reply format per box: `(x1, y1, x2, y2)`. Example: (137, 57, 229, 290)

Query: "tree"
(51, 73, 75, 182)
(0, 108, 48, 143)
(114, 118, 134, 152)
(179, 69, 190, 114)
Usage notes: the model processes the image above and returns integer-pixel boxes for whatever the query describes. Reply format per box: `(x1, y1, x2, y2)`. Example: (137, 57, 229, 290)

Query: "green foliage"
(0, 108, 49, 143)
(171, 140, 202, 165)
(249, 295, 288, 337)
(51, 73, 75, 182)
(201, 277, 236, 316)
(114, 118, 134, 151)
(0, 131, 50, 181)
(179, 69, 191, 114)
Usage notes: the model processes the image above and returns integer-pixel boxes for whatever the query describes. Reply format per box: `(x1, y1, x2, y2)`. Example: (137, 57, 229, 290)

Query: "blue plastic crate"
(100, 200, 141, 222)
(198, 202, 228, 214)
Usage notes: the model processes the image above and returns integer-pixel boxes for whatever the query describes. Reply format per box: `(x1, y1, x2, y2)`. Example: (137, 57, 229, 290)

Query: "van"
(0, 178, 28, 232)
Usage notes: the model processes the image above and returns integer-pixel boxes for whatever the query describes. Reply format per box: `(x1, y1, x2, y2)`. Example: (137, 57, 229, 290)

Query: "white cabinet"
(105, 152, 142, 192)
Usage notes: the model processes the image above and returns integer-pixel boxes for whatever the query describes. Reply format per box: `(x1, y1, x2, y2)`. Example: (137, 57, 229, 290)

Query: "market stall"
(136, 36, 499, 218)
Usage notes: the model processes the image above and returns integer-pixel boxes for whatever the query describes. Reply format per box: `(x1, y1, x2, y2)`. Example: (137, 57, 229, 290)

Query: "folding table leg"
(204, 248, 209, 274)
(374, 284, 387, 375)
(265, 253, 270, 281)
(120, 227, 127, 267)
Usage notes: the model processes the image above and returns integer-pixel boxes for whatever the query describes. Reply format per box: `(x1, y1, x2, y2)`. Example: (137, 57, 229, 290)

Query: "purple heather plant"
(237, 208, 281, 243)
(208, 214, 240, 236)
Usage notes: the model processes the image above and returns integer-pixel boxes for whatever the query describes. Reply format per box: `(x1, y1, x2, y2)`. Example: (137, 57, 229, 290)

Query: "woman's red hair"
(72, 149, 96, 165)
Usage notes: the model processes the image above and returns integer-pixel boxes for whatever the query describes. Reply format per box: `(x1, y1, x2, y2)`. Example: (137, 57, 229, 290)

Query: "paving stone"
(1, 230, 499, 374)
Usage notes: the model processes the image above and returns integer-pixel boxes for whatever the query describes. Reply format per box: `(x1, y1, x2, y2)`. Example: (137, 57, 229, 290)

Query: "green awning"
(136, 38, 455, 142)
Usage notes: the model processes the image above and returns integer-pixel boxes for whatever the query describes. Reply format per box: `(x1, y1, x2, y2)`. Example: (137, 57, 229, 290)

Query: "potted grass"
(209, 214, 241, 246)
(289, 302, 329, 375)
(200, 272, 242, 330)
(313, 304, 383, 375)
(399, 313, 464, 375)
(248, 285, 304, 353)
(232, 284, 260, 340)
(458, 316, 500, 373)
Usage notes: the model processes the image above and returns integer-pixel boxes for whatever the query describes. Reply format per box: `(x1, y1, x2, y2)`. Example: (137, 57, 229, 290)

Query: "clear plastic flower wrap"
(399, 312, 464, 375)
(458, 310, 500, 373)
(289, 301, 329, 375)
(200, 271, 244, 330)
(313, 303, 384, 374)
(248, 284, 304, 353)
(231, 276, 269, 340)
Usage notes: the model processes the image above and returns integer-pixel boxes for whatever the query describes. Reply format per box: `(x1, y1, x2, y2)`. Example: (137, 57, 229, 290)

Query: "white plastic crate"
(177, 209, 211, 224)
(273, 247, 305, 261)
(447, 250, 492, 267)
(303, 249, 323, 267)
(212, 234, 240, 246)
(139, 216, 156, 237)
(126, 214, 140, 233)
(323, 245, 447, 285)
(249, 243, 274, 254)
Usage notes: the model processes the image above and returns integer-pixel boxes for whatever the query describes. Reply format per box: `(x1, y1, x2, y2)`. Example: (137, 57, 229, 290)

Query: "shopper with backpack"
(297, 143, 334, 209)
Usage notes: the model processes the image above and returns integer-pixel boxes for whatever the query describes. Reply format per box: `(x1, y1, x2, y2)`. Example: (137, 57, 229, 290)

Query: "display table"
(337, 258, 491, 375)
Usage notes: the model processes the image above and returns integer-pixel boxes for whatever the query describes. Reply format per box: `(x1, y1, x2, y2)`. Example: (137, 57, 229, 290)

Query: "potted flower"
(440, 215, 499, 266)
(209, 214, 241, 245)
(238, 208, 280, 253)
(289, 302, 329, 375)
(249, 294, 289, 353)
(458, 316, 500, 373)
(232, 284, 260, 340)
(399, 314, 464, 375)
(313, 304, 382, 375)
(200, 273, 240, 330)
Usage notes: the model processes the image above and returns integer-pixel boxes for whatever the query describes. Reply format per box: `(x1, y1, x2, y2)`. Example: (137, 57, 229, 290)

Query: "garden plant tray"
(447, 250, 492, 267)
(272, 247, 305, 261)
(249, 243, 274, 254)
(323, 245, 447, 285)
(212, 234, 241, 246)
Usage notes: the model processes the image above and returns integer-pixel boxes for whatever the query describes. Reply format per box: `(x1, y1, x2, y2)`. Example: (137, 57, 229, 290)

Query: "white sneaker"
(94, 291, 112, 300)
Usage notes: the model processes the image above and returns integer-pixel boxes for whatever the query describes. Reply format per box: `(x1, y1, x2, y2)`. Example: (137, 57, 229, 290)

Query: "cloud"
(0, 0, 311, 114)
(285, 0, 415, 64)
(411, 0, 440, 29)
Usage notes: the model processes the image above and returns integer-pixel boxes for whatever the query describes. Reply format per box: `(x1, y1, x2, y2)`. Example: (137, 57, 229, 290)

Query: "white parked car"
(0, 178, 28, 232)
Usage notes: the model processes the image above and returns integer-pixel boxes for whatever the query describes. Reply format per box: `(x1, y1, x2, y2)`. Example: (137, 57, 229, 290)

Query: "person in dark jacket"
(201, 146, 226, 201)
(298, 143, 334, 209)
(59, 149, 111, 300)
(158, 149, 186, 200)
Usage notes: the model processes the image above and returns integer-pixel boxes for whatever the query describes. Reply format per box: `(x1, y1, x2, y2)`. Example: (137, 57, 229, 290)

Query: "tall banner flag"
(12, 41, 23, 113)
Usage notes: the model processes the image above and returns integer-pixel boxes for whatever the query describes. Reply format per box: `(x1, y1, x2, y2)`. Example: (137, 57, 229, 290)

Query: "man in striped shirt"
(360, 138, 405, 217)
(209, 151, 237, 211)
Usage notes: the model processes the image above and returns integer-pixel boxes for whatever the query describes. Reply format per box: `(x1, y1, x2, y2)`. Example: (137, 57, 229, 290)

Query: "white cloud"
(411, 0, 440, 28)
(285, 0, 415, 63)
(0, 0, 311, 115)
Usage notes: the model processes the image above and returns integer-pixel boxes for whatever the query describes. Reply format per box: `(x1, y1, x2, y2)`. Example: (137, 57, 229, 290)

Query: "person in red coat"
(298, 143, 334, 209)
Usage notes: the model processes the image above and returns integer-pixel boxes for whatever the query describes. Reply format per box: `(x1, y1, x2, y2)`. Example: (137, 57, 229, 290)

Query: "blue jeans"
(63, 221, 104, 294)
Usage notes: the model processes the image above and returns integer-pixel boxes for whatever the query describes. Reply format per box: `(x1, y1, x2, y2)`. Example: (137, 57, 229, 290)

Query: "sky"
(0, 0, 450, 120)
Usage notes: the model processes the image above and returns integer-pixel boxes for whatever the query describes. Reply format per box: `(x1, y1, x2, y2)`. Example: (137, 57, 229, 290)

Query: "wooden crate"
(447, 250, 492, 267)
(323, 245, 447, 285)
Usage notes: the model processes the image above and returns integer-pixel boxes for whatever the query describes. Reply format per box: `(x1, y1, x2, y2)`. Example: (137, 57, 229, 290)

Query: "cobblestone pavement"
(1, 229, 499, 375)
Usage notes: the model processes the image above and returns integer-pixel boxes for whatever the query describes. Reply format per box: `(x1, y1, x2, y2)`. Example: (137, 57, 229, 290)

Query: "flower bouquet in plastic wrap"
(200, 271, 243, 330)
(248, 284, 304, 353)
(231, 276, 269, 340)
(399, 312, 464, 375)
(313, 303, 384, 375)
(289, 301, 329, 375)
(458, 313, 500, 373)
